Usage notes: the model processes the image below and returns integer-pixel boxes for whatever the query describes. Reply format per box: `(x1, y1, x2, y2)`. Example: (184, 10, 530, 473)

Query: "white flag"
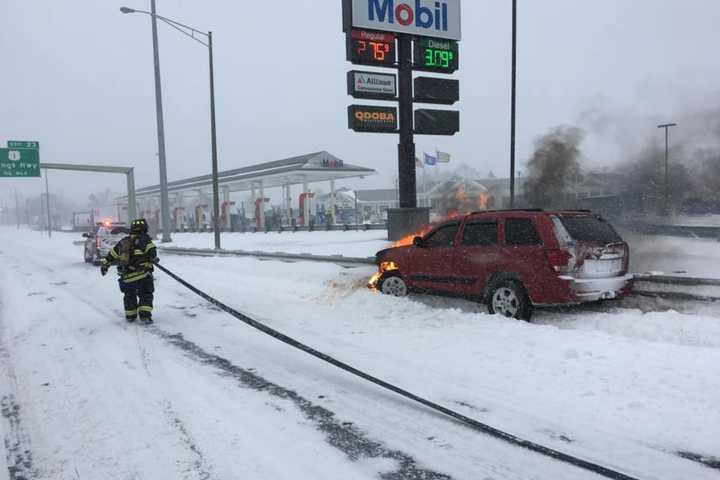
(437, 151, 451, 163)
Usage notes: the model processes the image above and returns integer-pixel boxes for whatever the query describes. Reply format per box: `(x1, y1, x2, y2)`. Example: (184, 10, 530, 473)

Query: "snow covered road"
(1, 228, 719, 479)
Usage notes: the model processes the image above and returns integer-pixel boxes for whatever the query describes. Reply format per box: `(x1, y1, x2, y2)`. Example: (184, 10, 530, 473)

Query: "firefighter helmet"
(130, 218, 149, 234)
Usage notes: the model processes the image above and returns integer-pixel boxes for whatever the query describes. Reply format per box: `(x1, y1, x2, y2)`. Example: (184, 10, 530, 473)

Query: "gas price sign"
(413, 37, 459, 73)
(347, 29, 396, 67)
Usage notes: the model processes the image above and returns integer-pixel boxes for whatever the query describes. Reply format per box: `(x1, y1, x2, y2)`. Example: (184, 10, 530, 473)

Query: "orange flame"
(391, 212, 465, 247)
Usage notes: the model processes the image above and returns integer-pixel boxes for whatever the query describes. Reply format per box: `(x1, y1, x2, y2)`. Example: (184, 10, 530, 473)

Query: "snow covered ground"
(626, 233, 720, 278)
(2, 227, 720, 479)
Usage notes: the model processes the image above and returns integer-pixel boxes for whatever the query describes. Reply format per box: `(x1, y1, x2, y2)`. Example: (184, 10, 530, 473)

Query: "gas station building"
(123, 151, 376, 231)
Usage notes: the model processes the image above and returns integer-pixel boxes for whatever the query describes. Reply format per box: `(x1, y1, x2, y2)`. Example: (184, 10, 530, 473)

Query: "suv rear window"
(559, 216, 622, 244)
(505, 218, 542, 246)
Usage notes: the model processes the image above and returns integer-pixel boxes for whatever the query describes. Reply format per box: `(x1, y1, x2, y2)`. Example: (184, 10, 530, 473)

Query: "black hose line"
(156, 264, 642, 480)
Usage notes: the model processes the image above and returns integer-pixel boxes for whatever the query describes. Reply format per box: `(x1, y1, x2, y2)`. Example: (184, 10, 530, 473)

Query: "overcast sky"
(1, 0, 719, 207)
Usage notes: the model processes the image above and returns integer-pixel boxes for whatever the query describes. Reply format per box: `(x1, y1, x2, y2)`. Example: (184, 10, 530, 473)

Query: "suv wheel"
(379, 274, 409, 297)
(487, 280, 533, 321)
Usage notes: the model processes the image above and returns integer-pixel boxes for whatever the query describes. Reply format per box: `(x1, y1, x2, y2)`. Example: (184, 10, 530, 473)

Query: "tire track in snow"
(150, 328, 452, 480)
(162, 400, 212, 480)
(133, 327, 213, 480)
(1, 395, 34, 480)
(0, 287, 36, 480)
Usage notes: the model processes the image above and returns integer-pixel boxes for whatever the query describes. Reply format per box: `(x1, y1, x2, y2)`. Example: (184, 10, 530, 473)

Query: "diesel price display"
(347, 29, 396, 67)
(413, 37, 459, 73)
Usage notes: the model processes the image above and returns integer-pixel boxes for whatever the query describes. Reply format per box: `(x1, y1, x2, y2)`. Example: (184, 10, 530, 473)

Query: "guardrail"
(159, 246, 375, 266)
(620, 222, 720, 239)
(159, 246, 720, 301)
(632, 273, 720, 301)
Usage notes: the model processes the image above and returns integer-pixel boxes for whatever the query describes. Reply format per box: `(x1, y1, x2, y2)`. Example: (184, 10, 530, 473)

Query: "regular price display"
(347, 29, 396, 67)
(413, 37, 459, 73)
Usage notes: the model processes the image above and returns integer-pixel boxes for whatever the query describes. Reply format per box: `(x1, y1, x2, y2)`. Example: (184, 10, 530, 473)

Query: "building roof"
(129, 151, 376, 199)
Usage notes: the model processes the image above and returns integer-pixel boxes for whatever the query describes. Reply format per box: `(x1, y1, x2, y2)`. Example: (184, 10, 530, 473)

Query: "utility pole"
(657, 123, 677, 216)
(44, 168, 52, 238)
(509, 0, 518, 208)
(14, 188, 20, 229)
(150, 0, 172, 243)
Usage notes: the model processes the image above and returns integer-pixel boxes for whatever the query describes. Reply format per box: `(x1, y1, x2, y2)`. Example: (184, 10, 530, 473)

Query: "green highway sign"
(8, 140, 39, 150)
(0, 148, 40, 177)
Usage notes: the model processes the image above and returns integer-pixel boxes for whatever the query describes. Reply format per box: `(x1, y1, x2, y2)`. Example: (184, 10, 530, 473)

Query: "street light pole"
(121, 5, 220, 248)
(149, 0, 172, 243)
(208, 31, 221, 250)
(657, 123, 677, 216)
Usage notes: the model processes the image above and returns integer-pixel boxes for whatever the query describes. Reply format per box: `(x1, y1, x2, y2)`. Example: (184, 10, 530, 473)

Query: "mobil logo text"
(352, 0, 461, 41)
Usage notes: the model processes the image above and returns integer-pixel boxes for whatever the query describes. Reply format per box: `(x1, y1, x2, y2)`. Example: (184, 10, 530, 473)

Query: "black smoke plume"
(524, 126, 585, 208)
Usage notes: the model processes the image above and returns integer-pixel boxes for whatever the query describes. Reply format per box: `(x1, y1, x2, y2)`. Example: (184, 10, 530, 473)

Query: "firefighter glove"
(100, 265, 109, 276)
(153, 257, 160, 265)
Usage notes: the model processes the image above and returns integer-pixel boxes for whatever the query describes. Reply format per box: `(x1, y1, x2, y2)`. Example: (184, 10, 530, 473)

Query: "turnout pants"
(119, 276, 154, 320)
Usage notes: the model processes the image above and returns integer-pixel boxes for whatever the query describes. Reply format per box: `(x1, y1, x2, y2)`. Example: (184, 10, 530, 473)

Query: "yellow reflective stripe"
(125, 309, 138, 316)
(140, 262, 153, 268)
(109, 248, 119, 258)
(123, 272, 148, 283)
(133, 249, 144, 255)
(138, 306, 153, 313)
(144, 242, 156, 253)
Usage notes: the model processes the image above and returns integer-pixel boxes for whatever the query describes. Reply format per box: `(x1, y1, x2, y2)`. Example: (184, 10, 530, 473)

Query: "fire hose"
(155, 263, 642, 480)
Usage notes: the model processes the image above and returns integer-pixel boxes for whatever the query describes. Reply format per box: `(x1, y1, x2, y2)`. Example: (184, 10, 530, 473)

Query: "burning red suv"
(371, 210, 633, 320)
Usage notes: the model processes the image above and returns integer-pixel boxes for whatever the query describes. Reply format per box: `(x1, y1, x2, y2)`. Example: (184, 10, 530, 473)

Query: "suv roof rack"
(470, 208, 545, 215)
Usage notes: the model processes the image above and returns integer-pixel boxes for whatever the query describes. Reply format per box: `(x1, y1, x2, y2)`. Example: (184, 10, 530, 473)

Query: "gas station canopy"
(130, 151, 376, 199)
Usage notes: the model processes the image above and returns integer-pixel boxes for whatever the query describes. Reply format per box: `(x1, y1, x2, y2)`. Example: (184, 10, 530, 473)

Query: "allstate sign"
(352, 0, 461, 41)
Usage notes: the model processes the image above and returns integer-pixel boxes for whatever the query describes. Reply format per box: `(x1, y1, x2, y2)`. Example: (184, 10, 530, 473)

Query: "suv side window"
(505, 218, 542, 246)
(462, 221, 498, 246)
(425, 223, 459, 247)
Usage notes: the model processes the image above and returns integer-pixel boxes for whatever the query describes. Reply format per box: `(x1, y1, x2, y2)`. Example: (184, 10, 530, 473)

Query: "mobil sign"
(350, 0, 461, 41)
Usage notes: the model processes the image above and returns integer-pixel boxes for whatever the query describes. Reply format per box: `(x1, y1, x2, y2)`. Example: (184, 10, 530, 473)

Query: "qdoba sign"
(348, 105, 398, 133)
(349, 0, 461, 41)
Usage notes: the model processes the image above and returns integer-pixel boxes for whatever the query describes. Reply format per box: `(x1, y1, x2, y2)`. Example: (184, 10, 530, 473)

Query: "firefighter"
(100, 218, 158, 323)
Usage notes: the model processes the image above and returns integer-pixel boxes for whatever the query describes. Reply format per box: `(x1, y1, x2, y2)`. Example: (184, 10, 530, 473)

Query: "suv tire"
(379, 274, 409, 297)
(487, 280, 533, 321)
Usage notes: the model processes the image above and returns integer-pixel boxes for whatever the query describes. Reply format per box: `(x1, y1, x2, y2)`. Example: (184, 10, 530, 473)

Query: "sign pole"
(44, 168, 52, 238)
(397, 33, 417, 209)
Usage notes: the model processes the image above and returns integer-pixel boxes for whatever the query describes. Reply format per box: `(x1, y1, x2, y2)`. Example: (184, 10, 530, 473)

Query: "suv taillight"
(546, 249, 572, 273)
